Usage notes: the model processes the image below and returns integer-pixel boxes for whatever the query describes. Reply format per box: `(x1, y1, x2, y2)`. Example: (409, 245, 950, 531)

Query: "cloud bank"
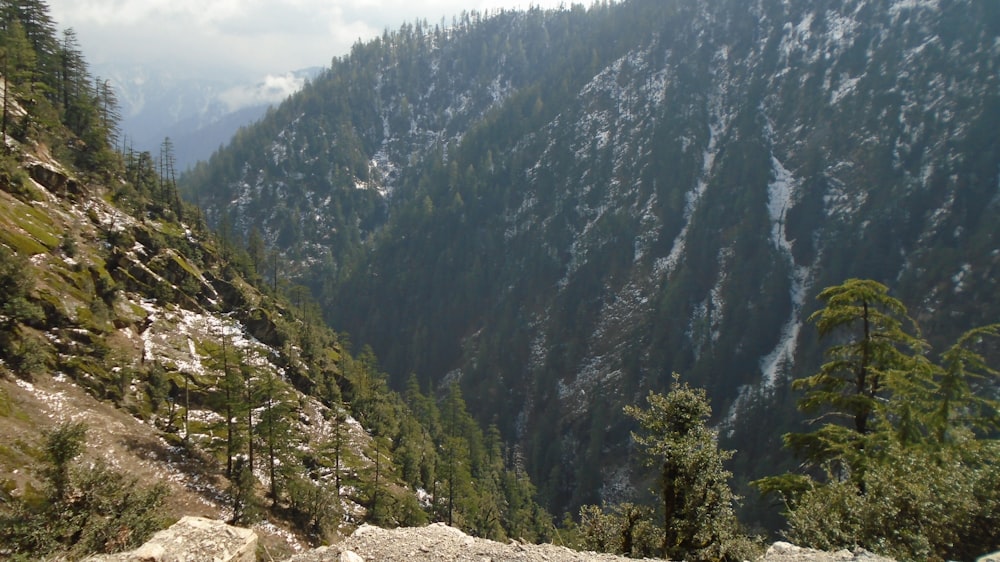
(47, 0, 573, 79)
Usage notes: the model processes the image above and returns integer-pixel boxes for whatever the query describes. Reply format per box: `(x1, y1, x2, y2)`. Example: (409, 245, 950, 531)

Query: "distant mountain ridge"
(183, 0, 1000, 517)
(106, 66, 321, 169)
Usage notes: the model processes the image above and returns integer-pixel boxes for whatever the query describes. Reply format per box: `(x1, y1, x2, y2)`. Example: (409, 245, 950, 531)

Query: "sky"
(46, 0, 574, 80)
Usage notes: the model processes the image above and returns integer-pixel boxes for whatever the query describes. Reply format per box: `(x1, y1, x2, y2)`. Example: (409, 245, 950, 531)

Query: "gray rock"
(85, 516, 256, 562)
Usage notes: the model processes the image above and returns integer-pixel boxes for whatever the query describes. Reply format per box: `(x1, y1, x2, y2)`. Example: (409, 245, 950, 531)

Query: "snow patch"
(662, 87, 731, 276)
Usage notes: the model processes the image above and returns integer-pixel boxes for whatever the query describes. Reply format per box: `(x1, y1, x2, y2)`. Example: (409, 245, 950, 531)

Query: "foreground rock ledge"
(85, 516, 256, 562)
(87, 517, 909, 562)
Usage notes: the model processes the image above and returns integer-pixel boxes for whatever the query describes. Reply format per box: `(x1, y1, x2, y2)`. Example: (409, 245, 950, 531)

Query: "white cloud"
(47, 0, 572, 79)
(218, 72, 309, 111)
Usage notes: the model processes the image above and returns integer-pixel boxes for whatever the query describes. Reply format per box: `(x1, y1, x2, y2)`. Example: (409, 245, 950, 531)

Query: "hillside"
(0, 3, 550, 559)
(0, 70, 392, 557)
(182, 0, 1000, 520)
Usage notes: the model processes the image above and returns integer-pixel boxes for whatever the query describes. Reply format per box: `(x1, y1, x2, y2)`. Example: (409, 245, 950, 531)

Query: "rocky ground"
(287, 523, 897, 562)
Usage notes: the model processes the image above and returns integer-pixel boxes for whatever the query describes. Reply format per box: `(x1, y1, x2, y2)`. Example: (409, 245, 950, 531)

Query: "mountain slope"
(184, 0, 1000, 516)
(1, 4, 557, 556)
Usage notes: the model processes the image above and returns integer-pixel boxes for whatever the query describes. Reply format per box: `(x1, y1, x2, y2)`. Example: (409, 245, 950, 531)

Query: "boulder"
(85, 516, 256, 562)
(25, 160, 83, 197)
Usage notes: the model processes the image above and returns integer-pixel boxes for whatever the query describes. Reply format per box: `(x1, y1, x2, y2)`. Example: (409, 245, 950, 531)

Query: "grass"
(0, 386, 10, 416)
(0, 227, 49, 256)
(0, 197, 61, 251)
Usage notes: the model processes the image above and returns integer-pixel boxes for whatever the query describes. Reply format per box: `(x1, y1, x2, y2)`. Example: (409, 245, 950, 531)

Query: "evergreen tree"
(440, 382, 475, 528)
(931, 324, 1000, 444)
(0, 421, 168, 558)
(0, 18, 35, 141)
(216, 335, 243, 479)
(246, 226, 266, 278)
(624, 374, 744, 561)
(757, 280, 1000, 560)
(785, 279, 931, 479)
(42, 420, 88, 503)
(57, 28, 86, 110)
(0, 244, 42, 332)
(256, 365, 293, 501)
(229, 456, 261, 526)
(96, 77, 120, 147)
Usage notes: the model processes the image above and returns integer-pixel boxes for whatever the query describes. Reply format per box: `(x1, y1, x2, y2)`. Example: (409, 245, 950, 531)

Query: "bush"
(785, 439, 1000, 562)
(0, 422, 169, 559)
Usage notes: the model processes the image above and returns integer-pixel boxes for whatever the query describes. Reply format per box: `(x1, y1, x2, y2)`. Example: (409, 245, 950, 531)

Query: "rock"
(85, 516, 257, 562)
(340, 551, 365, 562)
(243, 306, 285, 348)
(92, 519, 903, 562)
(25, 160, 84, 198)
(768, 541, 805, 555)
(331, 523, 645, 561)
(979, 552, 1000, 562)
(761, 541, 895, 562)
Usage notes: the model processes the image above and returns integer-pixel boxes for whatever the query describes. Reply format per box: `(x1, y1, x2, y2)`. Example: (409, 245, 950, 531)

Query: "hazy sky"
(46, 0, 574, 79)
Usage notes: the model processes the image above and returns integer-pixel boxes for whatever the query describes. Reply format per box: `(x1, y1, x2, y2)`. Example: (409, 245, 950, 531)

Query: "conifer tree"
(785, 279, 931, 477)
(757, 280, 1000, 560)
(624, 374, 742, 561)
(42, 421, 88, 503)
(257, 365, 293, 501)
(440, 382, 474, 527)
(0, 18, 35, 140)
(57, 28, 86, 109)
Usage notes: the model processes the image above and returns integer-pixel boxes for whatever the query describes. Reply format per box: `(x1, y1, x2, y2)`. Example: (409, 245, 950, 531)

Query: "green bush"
(0, 422, 169, 559)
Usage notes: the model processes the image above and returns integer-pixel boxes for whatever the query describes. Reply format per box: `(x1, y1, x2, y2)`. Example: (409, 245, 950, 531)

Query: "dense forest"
(183, 0, 1000, 529)
(0, 1, 550, 559)
(1, 0, 999, 560)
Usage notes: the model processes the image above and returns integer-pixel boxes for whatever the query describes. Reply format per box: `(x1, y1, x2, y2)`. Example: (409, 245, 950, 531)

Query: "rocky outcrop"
(287, 526, 901, 562)
(93, 518, 905, 562)
(288, 523, 642, 562)
(85, 516, 256, 562)
(762, 542, 895, 562)
(25, 159, 84, 198)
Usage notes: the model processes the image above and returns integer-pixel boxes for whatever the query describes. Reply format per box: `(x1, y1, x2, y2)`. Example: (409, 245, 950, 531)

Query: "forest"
(2, 1, 999, 561)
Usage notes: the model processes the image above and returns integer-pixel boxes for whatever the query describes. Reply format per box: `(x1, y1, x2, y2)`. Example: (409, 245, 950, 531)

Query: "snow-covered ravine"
(724, 154, 812, 431)
(660, 67, 733, 277)
(760, 155, 810, 389)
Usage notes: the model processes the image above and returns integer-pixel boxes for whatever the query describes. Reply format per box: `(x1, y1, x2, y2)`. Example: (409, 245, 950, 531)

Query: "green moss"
(169, 252, 202, 278)
(0, 200, 61, 251)
(51, 266, 95, 306)
(13, 438, 41, 463)
(150, 219, 186, 239)
(0, 228, 49, 255)
(0, 443, 27, 466)
(128, 301, 149, 320)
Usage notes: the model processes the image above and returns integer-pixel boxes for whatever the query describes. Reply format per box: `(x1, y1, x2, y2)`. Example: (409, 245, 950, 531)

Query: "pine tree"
(440, 382, 474, 528)
(41, 421, 88, 503)
(931, 324, 1000, 444)
(57, 28, 87, 111)
(229, 456, 261, 526)
(96, 77, 120, 147)
(0, 18, 36, 141)
(624, 374, 743, 561)
(256, 366, 293, 501)
(756, 281, 1000, 560)
(785, 279, 931, 477)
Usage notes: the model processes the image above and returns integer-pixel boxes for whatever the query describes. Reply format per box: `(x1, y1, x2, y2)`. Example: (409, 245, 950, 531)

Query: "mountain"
(0, 4, 550, 558)
(105, 65, 321, 170)
(183, 0, 1000, 518)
